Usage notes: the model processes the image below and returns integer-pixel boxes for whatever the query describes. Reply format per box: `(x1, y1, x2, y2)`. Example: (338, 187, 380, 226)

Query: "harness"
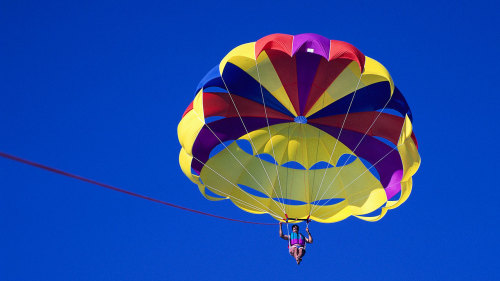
(283, 215, 311, 250)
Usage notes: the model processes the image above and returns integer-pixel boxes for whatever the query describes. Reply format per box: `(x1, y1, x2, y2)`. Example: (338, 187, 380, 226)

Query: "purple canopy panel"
(292, 33, 331, 59)
(191, 117, 289, 174)
(311, 124, 403, 200)
(296, 52, 322, 115)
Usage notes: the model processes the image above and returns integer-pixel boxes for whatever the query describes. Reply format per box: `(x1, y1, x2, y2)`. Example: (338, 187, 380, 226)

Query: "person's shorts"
(289, 245, 306, 256)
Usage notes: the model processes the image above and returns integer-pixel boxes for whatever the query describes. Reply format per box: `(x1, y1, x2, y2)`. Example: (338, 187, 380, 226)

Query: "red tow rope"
(0, 151, 276, 226)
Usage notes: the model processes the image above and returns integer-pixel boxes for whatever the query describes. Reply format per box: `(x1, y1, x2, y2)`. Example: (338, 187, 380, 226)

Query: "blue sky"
(1, 0, 499, 280)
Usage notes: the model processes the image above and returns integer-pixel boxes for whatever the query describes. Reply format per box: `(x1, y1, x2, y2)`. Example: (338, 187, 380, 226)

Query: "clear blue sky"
(1, 0, 499, 280)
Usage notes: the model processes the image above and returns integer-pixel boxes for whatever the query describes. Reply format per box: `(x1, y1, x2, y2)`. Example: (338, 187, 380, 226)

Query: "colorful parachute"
(178, 33, 420, 223)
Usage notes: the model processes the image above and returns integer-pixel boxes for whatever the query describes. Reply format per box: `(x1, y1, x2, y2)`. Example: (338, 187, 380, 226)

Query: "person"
(279, 222, 313, 264)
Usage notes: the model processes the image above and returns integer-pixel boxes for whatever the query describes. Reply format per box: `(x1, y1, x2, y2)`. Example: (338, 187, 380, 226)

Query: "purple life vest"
(289, 232, 305, 247)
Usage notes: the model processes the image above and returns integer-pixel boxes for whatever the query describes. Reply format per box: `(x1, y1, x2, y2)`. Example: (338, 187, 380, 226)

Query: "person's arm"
(305, 227, 313, 244)
(279, 222, 289, 240)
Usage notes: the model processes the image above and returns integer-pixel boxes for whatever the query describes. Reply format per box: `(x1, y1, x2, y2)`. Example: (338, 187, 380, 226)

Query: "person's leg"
(290, 246, 299, 264)
(293, 247, 300, 263)
(295, 248, 302, 264)
(298, 248, 303, 258)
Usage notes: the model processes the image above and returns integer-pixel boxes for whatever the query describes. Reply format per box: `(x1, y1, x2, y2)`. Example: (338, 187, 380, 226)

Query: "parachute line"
(192, 156, 283, 218)
(310, 93, 397, 215)
(310, 72, 364, 215)
(255, 58, 287, 213)
(190, 111, 286, 214)
(219, 71, 287, 214)
(204, 184, 281, 217)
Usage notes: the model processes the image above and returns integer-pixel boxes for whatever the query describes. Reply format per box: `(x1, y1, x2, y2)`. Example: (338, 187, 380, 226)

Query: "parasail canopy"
(178, 33, 420, 223)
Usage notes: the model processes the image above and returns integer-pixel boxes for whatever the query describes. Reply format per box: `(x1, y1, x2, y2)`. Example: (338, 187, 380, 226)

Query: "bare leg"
(293, 247, 300, 264)
(297, 248, 303, 264)
(289, 247, 296, 257)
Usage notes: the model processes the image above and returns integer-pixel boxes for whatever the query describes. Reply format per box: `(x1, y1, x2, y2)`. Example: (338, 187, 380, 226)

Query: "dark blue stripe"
(221, 62, 295, 117)
(308, 82, 411, 120)
(387, 87, 413, 122)
(196, 64, 225, 93)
